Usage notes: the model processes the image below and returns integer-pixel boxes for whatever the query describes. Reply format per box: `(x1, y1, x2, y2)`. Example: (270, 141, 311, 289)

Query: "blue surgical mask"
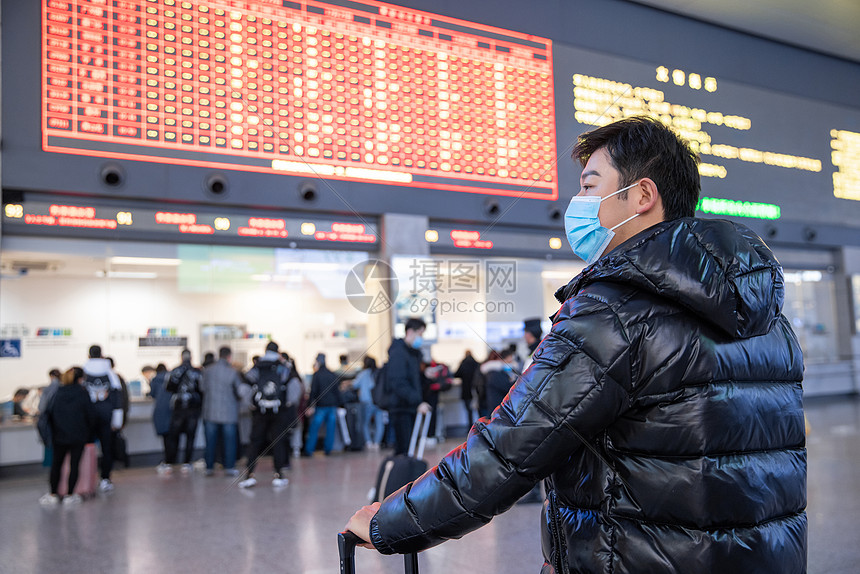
(564, 182, 640, 265)
(411, 336, 424, 349)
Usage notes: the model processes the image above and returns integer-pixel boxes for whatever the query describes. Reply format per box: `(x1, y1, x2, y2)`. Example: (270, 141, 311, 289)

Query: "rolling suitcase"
(57, 443, 99, 498)
(344, 403, 365, 452)
(338, 530, 419, 574)
(370, 410, 431, 503)
(336, 407, 353, 449)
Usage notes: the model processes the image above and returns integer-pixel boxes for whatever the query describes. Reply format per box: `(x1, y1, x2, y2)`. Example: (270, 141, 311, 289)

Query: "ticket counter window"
(782, 270, 839, 363)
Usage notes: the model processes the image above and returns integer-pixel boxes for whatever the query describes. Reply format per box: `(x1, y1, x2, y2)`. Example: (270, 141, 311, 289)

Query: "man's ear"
(635, 178, 661, 215)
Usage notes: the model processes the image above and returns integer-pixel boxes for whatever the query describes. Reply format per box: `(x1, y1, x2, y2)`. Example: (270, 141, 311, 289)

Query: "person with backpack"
(238, 341, 293, 488)
(385, 318, 431, 456)
(164, 349, 203, 474)
(82, 344, 123, 492)
(39, 367, 95, 506)
(302, 353, 342, 457)
(351, 356, 384, 450)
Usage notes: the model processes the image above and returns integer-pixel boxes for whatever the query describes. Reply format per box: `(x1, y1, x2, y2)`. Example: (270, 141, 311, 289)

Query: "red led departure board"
(42, 0, 558, 199)
(4, 199, 380, 244)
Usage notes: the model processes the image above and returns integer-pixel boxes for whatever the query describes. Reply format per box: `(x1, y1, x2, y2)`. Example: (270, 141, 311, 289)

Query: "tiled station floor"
(1, 394, 858, 573)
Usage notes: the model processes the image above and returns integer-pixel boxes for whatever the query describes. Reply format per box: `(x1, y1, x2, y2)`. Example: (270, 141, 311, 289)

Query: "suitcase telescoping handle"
(407, 408, 432, 460)
(338, 531, 419, 574)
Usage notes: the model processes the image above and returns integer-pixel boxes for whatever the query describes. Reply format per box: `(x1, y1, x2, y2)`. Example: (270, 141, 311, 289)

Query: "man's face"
(578, 147, 637, 252)
(405, 327, 425, 345)
(578, 147, 629, 225)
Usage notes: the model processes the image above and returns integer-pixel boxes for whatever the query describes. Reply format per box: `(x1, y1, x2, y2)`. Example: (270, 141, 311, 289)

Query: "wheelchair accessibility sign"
(0, 339, 22, 358)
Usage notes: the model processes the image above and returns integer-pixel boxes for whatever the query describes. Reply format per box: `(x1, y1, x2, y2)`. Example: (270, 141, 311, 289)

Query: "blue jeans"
(204, 421, 237, 471)
(304, 406, 337, 455)
(360, 402, 385, 445)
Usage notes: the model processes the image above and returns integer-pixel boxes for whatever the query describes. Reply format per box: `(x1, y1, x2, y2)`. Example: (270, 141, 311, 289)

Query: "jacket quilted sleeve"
(370, 294, 633, 554)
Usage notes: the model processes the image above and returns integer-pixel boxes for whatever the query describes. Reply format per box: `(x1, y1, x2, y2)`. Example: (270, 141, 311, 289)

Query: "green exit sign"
(696, 197, 781, 220)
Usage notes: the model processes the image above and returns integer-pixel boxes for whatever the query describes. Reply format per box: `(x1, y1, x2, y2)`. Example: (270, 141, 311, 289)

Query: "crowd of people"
(31, 318, 535, 506)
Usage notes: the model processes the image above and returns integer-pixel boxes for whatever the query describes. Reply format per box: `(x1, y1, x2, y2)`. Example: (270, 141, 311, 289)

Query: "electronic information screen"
(41, 0, 558, 199)
(2, 198, 378, 246)
(548, 43, 860, 227)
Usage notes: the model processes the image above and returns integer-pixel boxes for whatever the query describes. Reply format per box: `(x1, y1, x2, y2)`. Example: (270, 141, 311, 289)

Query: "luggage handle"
(338, 531, 419, 574)
(407, 408, 432, 460)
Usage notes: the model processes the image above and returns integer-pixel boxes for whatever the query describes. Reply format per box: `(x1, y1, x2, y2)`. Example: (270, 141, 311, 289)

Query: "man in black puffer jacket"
(347, 117, 807, 573)
(386, 318, 431, 455)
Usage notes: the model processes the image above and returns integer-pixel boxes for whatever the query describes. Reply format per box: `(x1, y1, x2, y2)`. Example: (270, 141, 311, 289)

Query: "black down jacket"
(369, 217, 806, 573)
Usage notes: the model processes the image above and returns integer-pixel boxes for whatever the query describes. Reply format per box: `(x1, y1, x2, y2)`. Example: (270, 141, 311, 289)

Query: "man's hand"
(417, 402, 431, 415)
(345, 502, 381, 549)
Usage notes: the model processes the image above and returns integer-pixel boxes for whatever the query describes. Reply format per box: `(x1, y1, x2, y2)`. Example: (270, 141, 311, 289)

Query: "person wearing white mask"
(385, 318, 431, 456)
(347, 116, 806, 573)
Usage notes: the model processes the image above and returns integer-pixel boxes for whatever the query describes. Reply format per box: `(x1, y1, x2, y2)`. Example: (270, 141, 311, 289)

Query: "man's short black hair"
(404, 317, 426, 333)
(265, 341, 279, 353)
(572, 116, 700, 220)
(218, 346, 232, 359)
(88, 345, 102, 359)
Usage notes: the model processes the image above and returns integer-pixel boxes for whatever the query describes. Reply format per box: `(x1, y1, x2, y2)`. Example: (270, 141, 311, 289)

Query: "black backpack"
(371, 363, 391, 410)
(253, 361, 284, 413)
(85, 373, 111, 404)
(172, 367, 202, 410)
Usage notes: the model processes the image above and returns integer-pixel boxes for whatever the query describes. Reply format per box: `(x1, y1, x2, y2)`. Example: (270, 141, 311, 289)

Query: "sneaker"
(204, 469, 214, 477)
(224, 468, 240, 477)
(39, 494, 60, 506)
(99, 479, 114, 492)
(181, 464, 193, 474)
(238, 476, 257, 489)
(156, 463, 173, 475)
(272, 477, 288, 488)
(63, 494, 82, 506)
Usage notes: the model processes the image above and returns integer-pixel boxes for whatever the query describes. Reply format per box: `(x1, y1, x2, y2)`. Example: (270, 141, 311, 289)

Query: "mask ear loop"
(601, 180, 641, 232)
(609, 212, 639, 232)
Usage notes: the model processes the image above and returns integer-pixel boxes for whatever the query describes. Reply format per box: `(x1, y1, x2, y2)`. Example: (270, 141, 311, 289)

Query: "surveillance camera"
(100, 164, 125, 188)
(484, 199, 501, 218)
(205, 174, 228, 196)
(299, 181, 317, 202)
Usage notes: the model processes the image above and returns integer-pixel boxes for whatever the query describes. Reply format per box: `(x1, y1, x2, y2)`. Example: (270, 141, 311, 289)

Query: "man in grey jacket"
(200, 346, 246, 476)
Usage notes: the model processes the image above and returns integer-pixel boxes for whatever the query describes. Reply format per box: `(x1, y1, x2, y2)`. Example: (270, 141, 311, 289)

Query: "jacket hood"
(480, 360, 507, 374)
(556, 218, 785, 339)
(83, 357, 112, 377)
(83, 358, 122, 389)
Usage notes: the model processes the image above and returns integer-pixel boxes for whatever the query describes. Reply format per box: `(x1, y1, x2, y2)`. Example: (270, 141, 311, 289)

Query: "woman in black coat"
(40, 367, 95, 506)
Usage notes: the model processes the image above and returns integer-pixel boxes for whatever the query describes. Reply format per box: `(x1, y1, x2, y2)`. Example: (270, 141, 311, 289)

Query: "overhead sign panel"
(41, 0, 558, 199)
